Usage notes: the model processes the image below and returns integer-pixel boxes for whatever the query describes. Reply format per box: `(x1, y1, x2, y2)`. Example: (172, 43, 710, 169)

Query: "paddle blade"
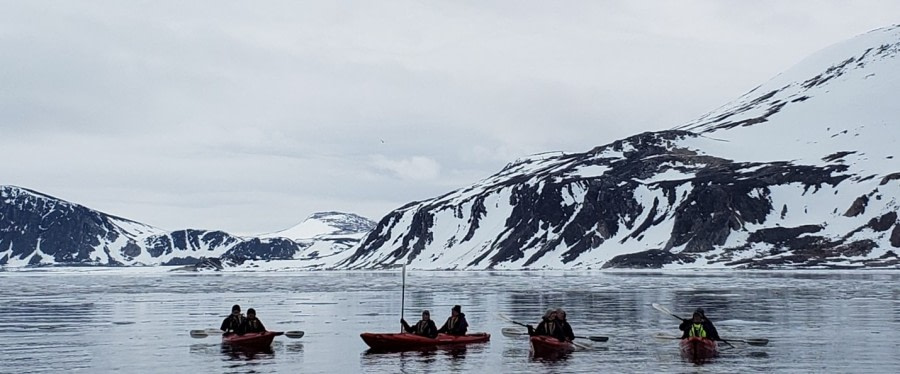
(497, 313, 528, 328)
(501, 327, 527, 337)
(744, 338, 769, 346)
(587, 336, 609, 342)
(652, 303, 685, 321)
(572, 341, 592, 350)
(284, 330, 305, 339)
(653, 333, 681, 340)
(651, 303, 672, 316)
(189, 330, 209, 338)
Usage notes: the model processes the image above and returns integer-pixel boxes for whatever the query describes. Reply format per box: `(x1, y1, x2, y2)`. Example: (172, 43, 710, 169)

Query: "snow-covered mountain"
(339, 25, 900, 270)
(260, 211, 376, 240)
(0, 186, 373, 268)
(255, 212, 376, 267)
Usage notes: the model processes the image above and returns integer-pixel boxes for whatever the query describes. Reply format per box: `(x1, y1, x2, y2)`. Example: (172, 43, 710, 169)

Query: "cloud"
(3, 1, 900, 232)
(370, 155, 441, 181)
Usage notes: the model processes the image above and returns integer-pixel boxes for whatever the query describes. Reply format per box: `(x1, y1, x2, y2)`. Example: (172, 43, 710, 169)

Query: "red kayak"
(680, 337, 717, 361)
(222, 331, 282, 349)
(360, 332, 490, 350)
(530, 335, 575, 355)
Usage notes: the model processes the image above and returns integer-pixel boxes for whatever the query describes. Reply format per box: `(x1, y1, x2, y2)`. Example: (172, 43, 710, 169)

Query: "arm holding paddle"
(400, 318, 412, 333)
(651, 303, 767, 347)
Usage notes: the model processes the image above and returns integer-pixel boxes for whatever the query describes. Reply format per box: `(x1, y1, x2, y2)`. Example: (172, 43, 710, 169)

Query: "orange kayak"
(680, 337, 717, 361)
(222, 331, 282, 348)
(360, 332, 490, 350)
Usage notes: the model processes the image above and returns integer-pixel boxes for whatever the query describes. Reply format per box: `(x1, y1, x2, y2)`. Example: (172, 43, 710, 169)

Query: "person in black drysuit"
(221, 304, 246, 334)
(437, 305, 469, 336)
(240, 308, 267, 333)
(555, 308, 576, 342)
(401, 310, 439, 338)
(527, 309, 567, 341)
(679, 308, 721, 340)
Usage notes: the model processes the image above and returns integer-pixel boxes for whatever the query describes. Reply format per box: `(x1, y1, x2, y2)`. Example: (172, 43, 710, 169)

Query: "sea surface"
(1, 269, 899, 373)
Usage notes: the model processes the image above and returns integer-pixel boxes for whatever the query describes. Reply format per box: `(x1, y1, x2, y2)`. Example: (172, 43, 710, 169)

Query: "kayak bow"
(680, 337, 717, 362)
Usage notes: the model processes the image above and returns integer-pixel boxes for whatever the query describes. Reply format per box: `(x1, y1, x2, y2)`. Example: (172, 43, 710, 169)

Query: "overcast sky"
(2, 1, 898, 234)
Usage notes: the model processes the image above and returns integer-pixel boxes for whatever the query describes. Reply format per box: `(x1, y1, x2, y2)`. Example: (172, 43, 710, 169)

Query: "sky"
(2, 1, 899, 234)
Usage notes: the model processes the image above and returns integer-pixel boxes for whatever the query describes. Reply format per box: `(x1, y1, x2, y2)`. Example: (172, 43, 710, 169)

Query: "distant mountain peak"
(260, 211, 376, 240)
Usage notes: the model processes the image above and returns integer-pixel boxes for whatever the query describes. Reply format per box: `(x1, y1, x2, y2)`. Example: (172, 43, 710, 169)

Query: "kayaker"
(401, 310, 439, 338)
(679, 308, 721, 341)
(240, 308, 267, 334)
(437, 305, 469, 336)
(220, 304, 246, 334)
(527, 309, 563, 340)
(555, 308, 576, 342)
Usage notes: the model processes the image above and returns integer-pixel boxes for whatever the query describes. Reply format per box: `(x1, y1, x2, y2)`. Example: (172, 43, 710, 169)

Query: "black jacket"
(240, 317, 266, 334)
(557, 320, 575, 341)
(679, 318, 721, 340)
(437, 313, 468, 336)
(220, 314, 246, 333)
(528, 318, 568, 341)
(402, 319, 438, 338)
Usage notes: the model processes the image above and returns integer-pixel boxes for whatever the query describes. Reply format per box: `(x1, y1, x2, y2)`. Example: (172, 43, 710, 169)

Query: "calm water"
(1, 269, 899, 373)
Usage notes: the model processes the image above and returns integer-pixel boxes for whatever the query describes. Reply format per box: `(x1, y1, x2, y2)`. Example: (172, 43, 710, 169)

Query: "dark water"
(1, 269, 899, 373)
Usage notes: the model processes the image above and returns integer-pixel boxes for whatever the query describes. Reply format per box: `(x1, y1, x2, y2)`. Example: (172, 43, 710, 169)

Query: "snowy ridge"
(0, 186, 373, 268)
(340, 25, 900, 270)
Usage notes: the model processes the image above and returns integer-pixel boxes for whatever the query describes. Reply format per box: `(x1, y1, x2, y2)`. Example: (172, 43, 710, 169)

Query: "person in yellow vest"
(240, 308, 267, 334)
(437, 305, 468, 336)
(679, 308, 721, 340)
(401, 310, 439, 338)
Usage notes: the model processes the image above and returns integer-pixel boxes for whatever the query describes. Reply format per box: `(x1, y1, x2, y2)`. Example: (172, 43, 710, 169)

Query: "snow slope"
(339, 25, 900, 270)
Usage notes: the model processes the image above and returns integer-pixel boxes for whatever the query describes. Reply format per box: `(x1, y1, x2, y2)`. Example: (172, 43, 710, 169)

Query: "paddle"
(651, 303, 769, 347)
(497, 313, 609, 342)
(501, 327, 528, 337)
(400, 264, 406, 333)
(189, 329, 304, 339)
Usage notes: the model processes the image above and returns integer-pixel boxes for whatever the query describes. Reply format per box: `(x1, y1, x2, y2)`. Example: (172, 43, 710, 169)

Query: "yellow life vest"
(689, 323, 707, 338)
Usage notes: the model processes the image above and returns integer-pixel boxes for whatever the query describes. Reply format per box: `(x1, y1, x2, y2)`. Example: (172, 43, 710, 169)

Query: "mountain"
(260, 211, 376, 240)
(255, 212, 376, 267)
(0, 186, 373, 268)
(339, 25, 900, 270)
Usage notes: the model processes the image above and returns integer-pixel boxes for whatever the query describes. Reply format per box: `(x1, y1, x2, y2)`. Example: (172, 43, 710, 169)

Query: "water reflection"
(285, 342, 305, 353)
(220, 343, 275, 360)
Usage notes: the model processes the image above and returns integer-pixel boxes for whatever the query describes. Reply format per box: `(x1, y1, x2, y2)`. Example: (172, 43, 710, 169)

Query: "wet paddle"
(497, 313, 609, 342)
(190, 328, 224, 338)
(501, 327, 527, 337)
(651, 303, 769, 347)
(400, 264, 406, 333)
